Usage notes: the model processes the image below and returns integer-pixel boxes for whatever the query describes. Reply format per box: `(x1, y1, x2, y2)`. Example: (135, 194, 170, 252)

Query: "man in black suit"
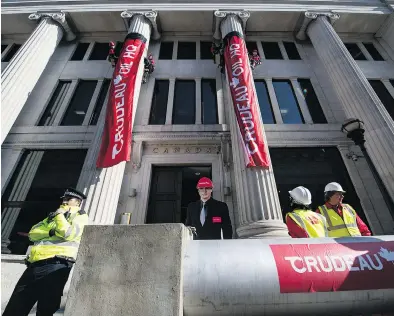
(185, 177, 233, 240)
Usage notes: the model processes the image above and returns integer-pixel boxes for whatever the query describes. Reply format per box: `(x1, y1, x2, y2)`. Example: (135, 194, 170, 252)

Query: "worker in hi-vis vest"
(316, 182, 371, 237)
(286, 186, 329, 238)
(3, 188, 88, 316)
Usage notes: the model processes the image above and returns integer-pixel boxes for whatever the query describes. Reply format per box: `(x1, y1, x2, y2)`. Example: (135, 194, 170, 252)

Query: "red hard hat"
(196, 177, 213, 189)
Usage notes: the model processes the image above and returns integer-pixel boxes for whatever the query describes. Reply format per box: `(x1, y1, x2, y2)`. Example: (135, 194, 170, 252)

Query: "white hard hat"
(324, 182, 346, 193)
(289, 186, 312, 206)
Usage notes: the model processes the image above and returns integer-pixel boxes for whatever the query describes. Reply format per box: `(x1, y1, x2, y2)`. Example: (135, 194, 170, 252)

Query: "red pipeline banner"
(270, 242, 394, 293)
(224, 33, 269, 168)
(96, 35, 146, 168)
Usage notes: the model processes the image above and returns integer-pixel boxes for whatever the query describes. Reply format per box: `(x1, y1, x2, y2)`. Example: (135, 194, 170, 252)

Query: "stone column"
(77, 11, 160, 225)
(214, 11, 288, 238)
(1, 12, 75, 144)
(1, 151, 44, 253)
(298, 12, 394, 205)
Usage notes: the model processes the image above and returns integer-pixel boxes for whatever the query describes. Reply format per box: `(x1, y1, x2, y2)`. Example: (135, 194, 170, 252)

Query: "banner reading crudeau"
(270, 242, 394, 293)
(224, 32, 269, 168)
(96, 34, 146, 168)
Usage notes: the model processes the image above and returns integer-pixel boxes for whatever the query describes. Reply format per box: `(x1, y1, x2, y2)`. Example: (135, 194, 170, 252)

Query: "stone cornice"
(133, 131, 229, 143)
(121, 10, 160, 40)
(375, 11, 394, 38)
(2, 1, 392, 15)
(296, 11, 340, 40)
(28, 11, 76, 41)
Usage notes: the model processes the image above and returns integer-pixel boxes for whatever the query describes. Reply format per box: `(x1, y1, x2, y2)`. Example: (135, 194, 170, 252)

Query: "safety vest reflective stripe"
(288, 211, 329, 237)
(319, 214, 329, 237)
(289, 212, 308, 232)
(321, 205, 358, 231)
(34, 240, 79, 248)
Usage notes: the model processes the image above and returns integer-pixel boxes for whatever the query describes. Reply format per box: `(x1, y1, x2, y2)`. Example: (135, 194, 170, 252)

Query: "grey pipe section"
(183, 236, 394, 315)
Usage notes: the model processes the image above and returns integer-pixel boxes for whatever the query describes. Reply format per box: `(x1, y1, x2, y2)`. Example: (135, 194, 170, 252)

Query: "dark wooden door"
(146, 167, 182, 223)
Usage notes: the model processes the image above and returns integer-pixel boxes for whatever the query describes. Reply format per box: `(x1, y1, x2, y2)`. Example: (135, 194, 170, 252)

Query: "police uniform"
(3, 188, 89, 316)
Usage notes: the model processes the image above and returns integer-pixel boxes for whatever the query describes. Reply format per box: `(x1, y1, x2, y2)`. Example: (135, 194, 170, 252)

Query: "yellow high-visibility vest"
(286, 209, 329, 238)
(318, 204, 361, 237)
(27, 206, 88, 263)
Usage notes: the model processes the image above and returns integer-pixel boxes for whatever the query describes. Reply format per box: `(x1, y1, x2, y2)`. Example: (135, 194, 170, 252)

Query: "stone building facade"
(2, 0, 394, 256)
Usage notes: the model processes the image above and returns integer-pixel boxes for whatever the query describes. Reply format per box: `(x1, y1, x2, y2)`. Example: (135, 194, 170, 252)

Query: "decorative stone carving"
(213, 10, 250, 40)
(121, 10, 160, 40)
(296, 11, 340, 41)
(133, 131, 230, 142)
(131, 141, 144, 170)
(221, 135, 231, 171)
(29, 11, 76, 41)
(146, 145, 219, 155)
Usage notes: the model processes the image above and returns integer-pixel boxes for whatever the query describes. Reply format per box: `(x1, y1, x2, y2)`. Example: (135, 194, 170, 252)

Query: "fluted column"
(214, 11, 288, 238)
(1, 12, 75, 144)
(77, 11, 159, 224)
(1, 151, 44, 253)
(301, 12, 394, 206)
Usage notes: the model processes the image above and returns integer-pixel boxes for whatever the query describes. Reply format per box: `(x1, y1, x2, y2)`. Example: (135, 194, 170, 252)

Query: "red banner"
(224, 34, 269, 168)
(96, 36, 146, 168)
(270, 242, 394, 293)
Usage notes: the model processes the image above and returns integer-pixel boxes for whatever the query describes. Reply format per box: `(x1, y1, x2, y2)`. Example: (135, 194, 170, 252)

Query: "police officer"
(286, 186, 329, 238)
(3, 188, 89, 316)
(316, 182, 371, 237)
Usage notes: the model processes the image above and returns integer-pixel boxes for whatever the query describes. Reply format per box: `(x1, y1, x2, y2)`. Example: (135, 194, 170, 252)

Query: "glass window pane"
(2, 149, 87, 254)
(298, 79, 327, 123)
(344, 43, 367, 60)
(149, 80, 170, 125)
(200, 41, 212, 60)
(61, 80, 98, 126)
(261, 42, 283, 59)
(159, 42, 174, 60)
(38, 81, 72, 126)
(283, 42, 301, 60)
(254, 80, 275, 124)
(246, 41, 258, 54)
(177, 42, 196, 60)
(201, 79, 218, 124)
(70, 43, 90, 61)
(1, 45, 8, 53)
(363, 43, 384, 61)
(273, 80, 304, 124)
(369, 80, 394, 121)
(173, 80, 196, 124)
(89, 79, 111, 125)
(89, 42, 109, 60)
(2, 44, 21, 62)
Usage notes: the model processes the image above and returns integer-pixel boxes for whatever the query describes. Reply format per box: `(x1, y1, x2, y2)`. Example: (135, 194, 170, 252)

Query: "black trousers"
(3, 260, 72, 316)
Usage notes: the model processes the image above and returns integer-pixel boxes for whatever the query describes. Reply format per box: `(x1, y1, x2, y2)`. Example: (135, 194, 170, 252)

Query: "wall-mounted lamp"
(129, 188, 137, 197)
(224, 187, 231, 196)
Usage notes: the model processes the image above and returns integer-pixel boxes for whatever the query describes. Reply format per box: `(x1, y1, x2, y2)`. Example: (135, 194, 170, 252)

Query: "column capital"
(121, 10, 160, 40)
(213, 10, 250, 40)
(28, 11, 76, 41)
(296, 11, 340, 41)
